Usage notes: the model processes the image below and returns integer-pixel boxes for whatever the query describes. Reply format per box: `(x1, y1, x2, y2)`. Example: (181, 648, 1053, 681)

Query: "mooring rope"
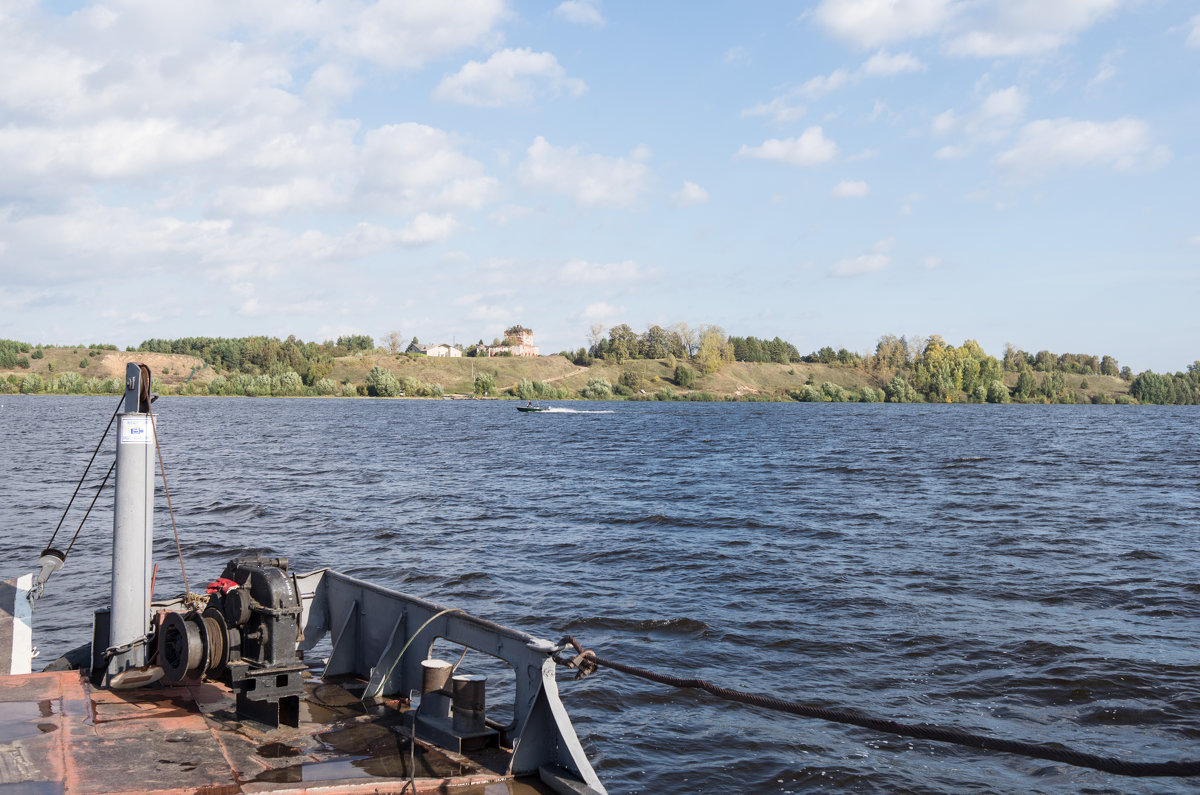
(147, 399, 192, 599)
(554, 637, 1200, 778)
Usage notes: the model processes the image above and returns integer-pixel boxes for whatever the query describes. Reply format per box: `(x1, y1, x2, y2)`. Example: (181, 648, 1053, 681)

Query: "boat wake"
(544, 407, 614, 414)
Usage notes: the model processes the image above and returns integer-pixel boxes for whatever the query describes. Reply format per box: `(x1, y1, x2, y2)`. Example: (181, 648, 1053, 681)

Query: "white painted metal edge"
(11, 573, 33, 675)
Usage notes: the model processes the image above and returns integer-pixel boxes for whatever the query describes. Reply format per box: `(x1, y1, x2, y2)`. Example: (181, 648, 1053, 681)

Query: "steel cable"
(556, 638, 1200, 778)
(44, 395, 123, 552)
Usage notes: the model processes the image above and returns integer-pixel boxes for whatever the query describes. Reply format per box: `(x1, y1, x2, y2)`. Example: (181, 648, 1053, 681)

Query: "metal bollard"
(451, 674, 487, 734)
(420, 659, 453, 718)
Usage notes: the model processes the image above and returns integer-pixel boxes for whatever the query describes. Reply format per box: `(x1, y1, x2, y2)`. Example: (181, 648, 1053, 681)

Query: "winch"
(158, 555, 305, 727)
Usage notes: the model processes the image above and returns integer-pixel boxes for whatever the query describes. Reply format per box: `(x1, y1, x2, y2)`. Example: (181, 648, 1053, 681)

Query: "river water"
(1, 395, 1197, 794)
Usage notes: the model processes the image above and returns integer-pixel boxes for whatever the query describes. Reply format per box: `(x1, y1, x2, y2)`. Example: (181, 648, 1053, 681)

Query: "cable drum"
(159, 612, 203, 681)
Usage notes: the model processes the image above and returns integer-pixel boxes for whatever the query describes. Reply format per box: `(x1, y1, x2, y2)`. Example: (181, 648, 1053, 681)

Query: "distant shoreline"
(0, 343, 1181, 404)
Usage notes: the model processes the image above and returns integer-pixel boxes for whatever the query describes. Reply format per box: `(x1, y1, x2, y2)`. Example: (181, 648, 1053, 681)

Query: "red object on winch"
(205, 577, 240, 594)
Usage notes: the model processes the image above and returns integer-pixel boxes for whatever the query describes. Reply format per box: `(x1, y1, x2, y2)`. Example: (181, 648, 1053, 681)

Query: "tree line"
(3, 332, 1199, 405)
(136, 334, 374, 386)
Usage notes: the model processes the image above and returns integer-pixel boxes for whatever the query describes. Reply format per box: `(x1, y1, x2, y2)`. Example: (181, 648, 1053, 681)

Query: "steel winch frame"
(292, 567, 606, 794)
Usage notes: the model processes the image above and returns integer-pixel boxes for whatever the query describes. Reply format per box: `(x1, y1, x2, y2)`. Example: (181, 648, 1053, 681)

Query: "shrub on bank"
(580, 377, 613, 400)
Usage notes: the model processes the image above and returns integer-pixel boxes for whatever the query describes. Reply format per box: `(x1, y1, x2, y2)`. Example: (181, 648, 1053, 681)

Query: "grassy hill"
(1, 346, 1134, 403)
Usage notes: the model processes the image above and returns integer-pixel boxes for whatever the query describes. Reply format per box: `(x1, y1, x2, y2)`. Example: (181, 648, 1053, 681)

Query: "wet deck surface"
(0, 670, 550, 794)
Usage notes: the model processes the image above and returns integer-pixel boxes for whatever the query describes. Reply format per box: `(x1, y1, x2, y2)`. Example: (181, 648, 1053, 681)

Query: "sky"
(1, 0, 1197, 372)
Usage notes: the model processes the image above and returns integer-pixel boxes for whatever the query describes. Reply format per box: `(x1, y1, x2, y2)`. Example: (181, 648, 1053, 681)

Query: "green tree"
(1130, 371, 1172, 404)
(820, 382, 847, 402)
(674, 364, 695, 388)
(473, 372, 496, 396)
(605, 324, 638, 362)
(580, 377, 613, 399)
(883, 374, 917, 403)
(986, 380, 1010, 403)
(873, 334, 908, 370)
(696, 325, 732, 374)
(620, 368, 646, 392)
(367, 366, 403, 397)
(54, 372, 84, 393)
(639, 325, 674, 359)
(1014, 369, 1037, 400)
(20, 373, 45, 393)
(276, 370, 304, 395)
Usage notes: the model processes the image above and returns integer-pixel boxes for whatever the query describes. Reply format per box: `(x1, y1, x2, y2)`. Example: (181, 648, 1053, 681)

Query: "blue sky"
(1, 0, 1197, 371)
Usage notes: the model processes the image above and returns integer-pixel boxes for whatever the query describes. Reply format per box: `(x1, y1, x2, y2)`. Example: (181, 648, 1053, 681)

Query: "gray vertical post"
(106, 363, 155, 680)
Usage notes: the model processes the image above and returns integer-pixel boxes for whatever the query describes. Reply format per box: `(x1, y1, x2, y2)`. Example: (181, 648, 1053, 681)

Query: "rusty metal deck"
(0, 670, 551, 795)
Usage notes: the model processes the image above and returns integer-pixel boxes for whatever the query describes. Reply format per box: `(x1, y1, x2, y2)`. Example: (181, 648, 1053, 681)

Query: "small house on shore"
(406, 342, 463, 358)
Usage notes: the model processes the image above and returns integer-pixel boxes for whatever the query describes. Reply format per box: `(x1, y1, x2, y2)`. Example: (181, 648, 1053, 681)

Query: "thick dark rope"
(556, 638, 1199, 778)
(45, 396, 123, 552)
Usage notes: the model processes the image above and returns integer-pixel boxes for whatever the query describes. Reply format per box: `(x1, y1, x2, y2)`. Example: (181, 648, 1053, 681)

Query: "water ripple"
(1, 397, 1197, 794)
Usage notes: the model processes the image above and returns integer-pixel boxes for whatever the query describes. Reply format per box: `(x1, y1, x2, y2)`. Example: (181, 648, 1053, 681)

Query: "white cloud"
(229, 282, 326, 319)
(356, 123, 498, 213)
(934, 145, 968, 159)
(831, 180, 869, 198)
(977, 86, 1026, 125)
(995, 117, 1170, 177)
(398, 213, 458, 245)
(801, 68, 853, 98)
(929, 86, 1026, 153)
(724, 46, 749, 64)
(581, 301, 620, 321)
(1186, 15, 1200, 48)
(560, 259, 656, 284)
(1, 201, 433, 291)
(924, 256, 942, 268)
(0, 118, 232, 183)
(1087, 49, 1122, 90)
(738, 127, 838, 167)
(847, 148, 879, 162)
(213, 177, 347, 217)
(868, 100, 899, 124)
(468, 303, 519, 322)
(814, 0, 955, 49)
(338, 0, 508, 69)
(671, 181, 709, 206)
(814, 0, 1124, 58)
(946, 0, 1122, 57)
(861, 50, 926, 76)
(832, 238, 894, 276)
(490, 204, 534, 225)
(932, 109, 958, 136)
(305, 64, 360, 106)
(555, 0, 606, 27)
(518, 137, 651, 207)
(748, 49, 921, 116)
(433, 48, 586, 107)
(741, 94, 806, 124)
(1187, 235, 1200, 248)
